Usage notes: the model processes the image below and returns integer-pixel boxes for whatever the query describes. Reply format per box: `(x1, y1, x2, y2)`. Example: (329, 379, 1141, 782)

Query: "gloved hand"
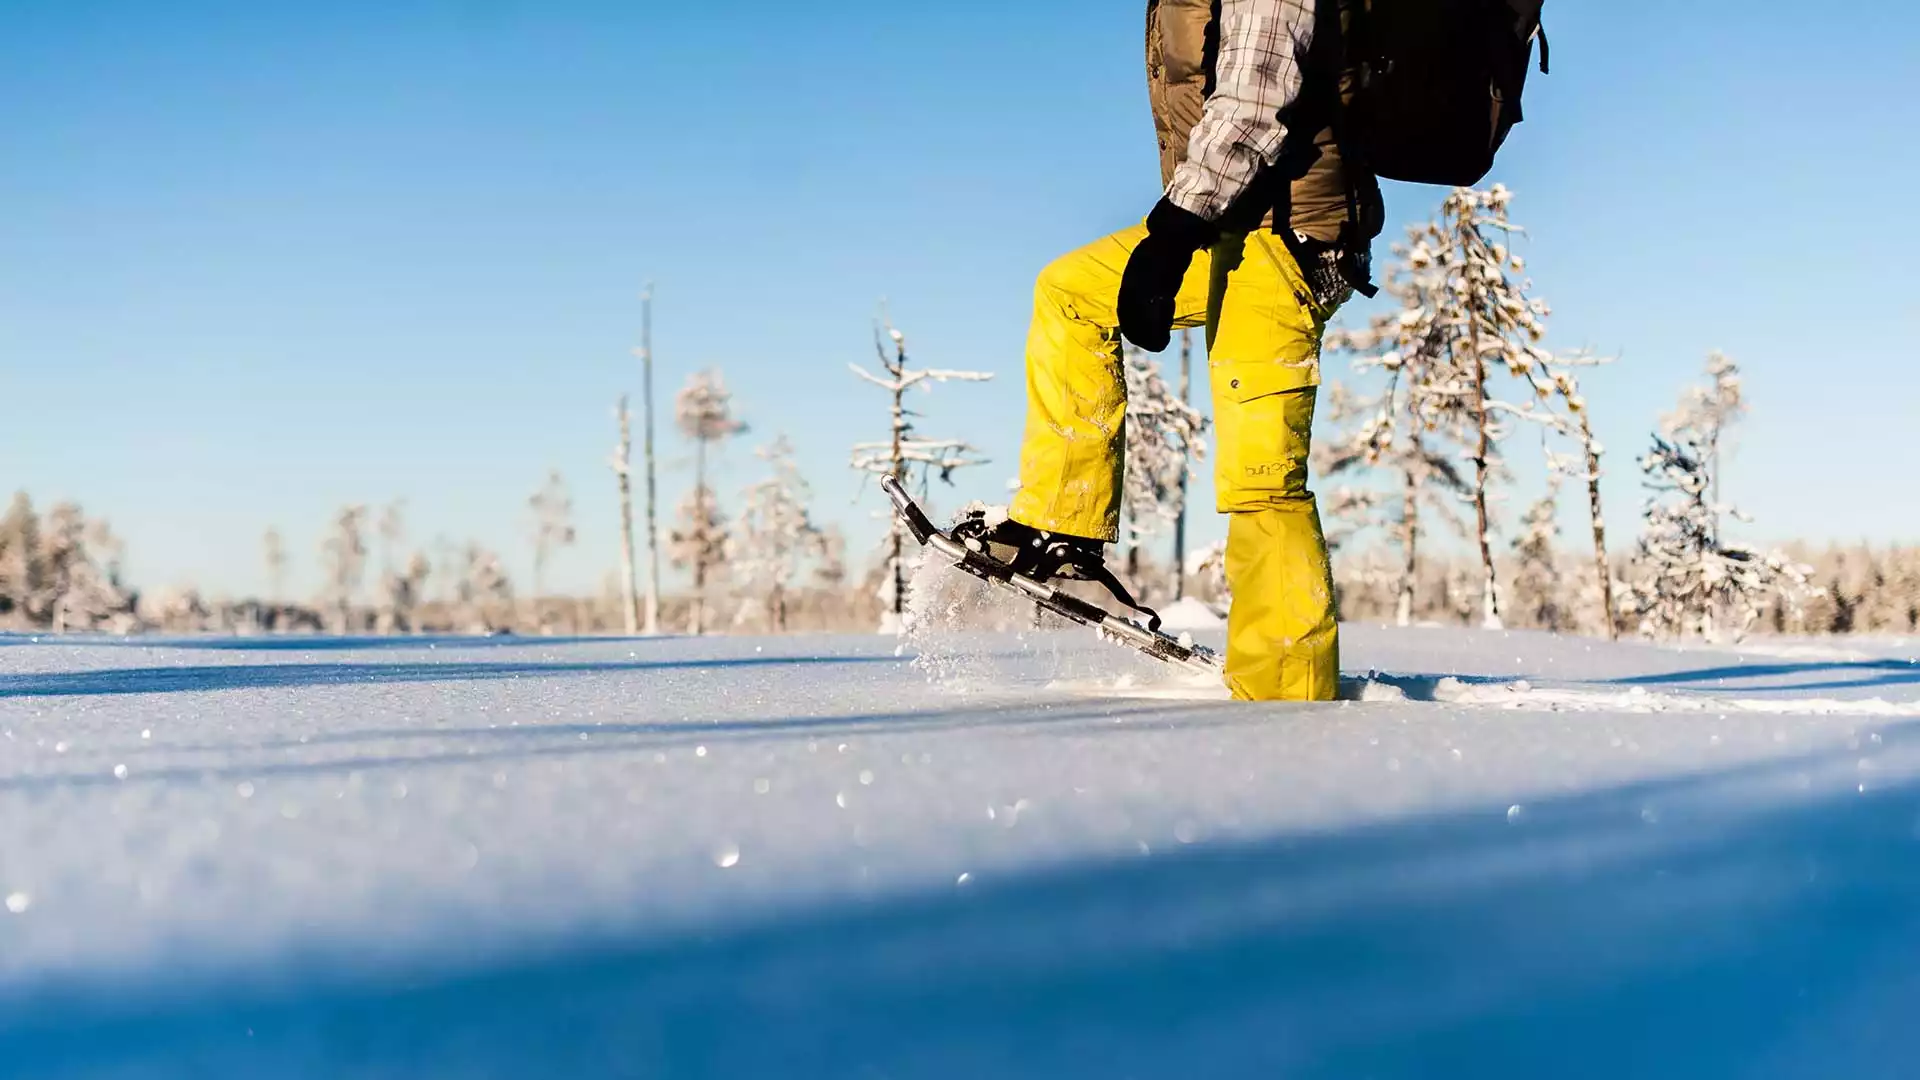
(1117, 198, 1216, 353)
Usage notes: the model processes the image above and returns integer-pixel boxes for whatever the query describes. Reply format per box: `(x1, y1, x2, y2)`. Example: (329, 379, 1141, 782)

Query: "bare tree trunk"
(1397, 462, 1419, 627)
(1706, 430, 1724, 548)
(691, 434, 707, 636)
(640, 284, 662, 636)
(1468, 316, 1500, 629)
(888, 350, 908, 618)
(614, 396, 641, 635)
(1575, 408, 1617, 640)
(1173, 328, 1191, 600)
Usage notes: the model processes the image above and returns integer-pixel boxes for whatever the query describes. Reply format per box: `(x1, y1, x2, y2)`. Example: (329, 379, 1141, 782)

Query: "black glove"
(1117, 198, 1216, 353)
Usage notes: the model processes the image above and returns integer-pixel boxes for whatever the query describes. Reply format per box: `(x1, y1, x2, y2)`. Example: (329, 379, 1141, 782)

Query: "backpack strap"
(1325, 0, 1379, 297)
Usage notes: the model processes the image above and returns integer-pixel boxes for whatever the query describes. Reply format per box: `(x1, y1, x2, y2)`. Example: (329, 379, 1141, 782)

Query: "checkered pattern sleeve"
(1165, 0, 1316, 221)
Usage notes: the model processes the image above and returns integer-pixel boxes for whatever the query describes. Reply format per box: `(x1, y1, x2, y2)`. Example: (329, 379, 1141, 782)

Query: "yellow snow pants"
(1007, 224, 1339, 702)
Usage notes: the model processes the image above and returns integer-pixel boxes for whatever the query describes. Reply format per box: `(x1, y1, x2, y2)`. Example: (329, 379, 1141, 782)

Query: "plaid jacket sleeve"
(1165, 0, 1316, 221)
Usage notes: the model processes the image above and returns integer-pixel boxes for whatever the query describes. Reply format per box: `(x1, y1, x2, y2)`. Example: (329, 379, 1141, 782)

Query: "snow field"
(1, 614, 1918, 1077)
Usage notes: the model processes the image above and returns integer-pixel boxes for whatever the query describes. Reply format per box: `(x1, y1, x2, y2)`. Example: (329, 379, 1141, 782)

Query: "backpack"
(1343, 0, 1549, 187)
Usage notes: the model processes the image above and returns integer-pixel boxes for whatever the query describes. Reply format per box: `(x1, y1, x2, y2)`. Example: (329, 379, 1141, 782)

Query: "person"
(971, 0, 1382, 701)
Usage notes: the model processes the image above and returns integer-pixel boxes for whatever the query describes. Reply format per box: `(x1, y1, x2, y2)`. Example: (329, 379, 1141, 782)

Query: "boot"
(953, 512, 1107, 583)
(953, 511, 1160, 630)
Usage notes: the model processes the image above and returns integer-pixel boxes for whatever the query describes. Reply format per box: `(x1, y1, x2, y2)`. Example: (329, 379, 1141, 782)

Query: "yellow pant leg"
(1208, 234, 1340, 702)
(1007, 226, 1337, 701)
(1008, 225, 1213, 540)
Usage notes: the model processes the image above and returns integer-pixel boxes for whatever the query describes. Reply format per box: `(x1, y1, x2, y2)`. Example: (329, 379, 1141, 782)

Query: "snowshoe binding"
(950, 512, 1163, 632)
(881, 476, 1218, 674)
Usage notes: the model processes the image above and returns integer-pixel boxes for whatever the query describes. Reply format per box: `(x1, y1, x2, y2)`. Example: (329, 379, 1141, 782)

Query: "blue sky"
(3, 0, 1916, 598)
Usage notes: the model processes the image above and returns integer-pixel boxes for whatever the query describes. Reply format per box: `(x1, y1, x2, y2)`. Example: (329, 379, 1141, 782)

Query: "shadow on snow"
(0, 654, 904, 700)
(1613, 658, 1920, 695)
(0, 698, 1243, 794)
(4, 726, 1920, 1078)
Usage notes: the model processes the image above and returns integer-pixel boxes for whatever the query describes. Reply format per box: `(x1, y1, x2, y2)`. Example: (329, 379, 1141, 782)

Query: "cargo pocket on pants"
(1212, 360, 1316, 513)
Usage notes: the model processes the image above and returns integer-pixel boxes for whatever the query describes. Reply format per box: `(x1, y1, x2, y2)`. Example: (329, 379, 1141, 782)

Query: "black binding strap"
(1087, 565, 1163, 633)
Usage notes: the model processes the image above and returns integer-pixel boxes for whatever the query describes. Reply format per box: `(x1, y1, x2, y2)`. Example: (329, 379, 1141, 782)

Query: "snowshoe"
(882, 476, 1219, 674)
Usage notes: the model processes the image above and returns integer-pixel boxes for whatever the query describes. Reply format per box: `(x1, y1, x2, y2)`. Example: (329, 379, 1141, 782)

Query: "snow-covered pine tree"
(0, 493, 44, 628)
(1324, 217, 1480, 626)
(1661, 350, 1746, 536)
(319, 505, 369, 634)
(1629, 357, 1813, 642)
(1311, 357, 1473, 627)
(668, 485, 729, 635)
(730, 435, 825, 632)
(1630, 438, 1806, 641)
(1310, 381, 1384, 552)
(1509, 480, 1566, 632)
(847, 319, 992, 626)
(1121, 344, 1208, 594)
(1868, 545, 1920, 633)
(34, 503, 134, 632)
(139, 585, 211, 634)
(674, 369, 747, 635)
(1426, 186, 1557, 629)
(1542, 359, 1619, 639)
(1328, 185, 1614, 633)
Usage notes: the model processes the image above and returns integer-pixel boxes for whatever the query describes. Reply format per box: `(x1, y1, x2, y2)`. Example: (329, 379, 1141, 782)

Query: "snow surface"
(3, 619, 1920, 1077)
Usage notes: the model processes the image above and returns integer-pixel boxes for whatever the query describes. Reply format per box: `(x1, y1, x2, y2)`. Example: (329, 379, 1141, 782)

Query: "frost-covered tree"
(1422, 186, 1550, 628)
(730, 436, 825, 632)
(1509, 483, 1567, 632)
(1312, 375, 1471, 627)
(457, 543, 514, 634)
(1541, 360, 1619, 639)
(0, 493, 45, 627)
(375, 551, 431, 634)
(848, 319, 992, 623)
(1629, 359, 1812, 642)
(527, 470, 575, 601)
(1121, 344, 1208, 590)
(138, 585, 211, 634)
(1661, 350, 1746, 533)
(1328, 185, 1612, 631)
(674, 369, 747, 635)
(319, 505, 369, 633)
(669, 485, 729, 635)
(1853, 544, 1920, 634)
(8, 501, 134, 633)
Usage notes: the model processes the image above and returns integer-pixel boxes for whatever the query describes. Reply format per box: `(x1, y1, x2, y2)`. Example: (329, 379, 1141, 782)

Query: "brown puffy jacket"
(1145, 0, 1381, 245)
